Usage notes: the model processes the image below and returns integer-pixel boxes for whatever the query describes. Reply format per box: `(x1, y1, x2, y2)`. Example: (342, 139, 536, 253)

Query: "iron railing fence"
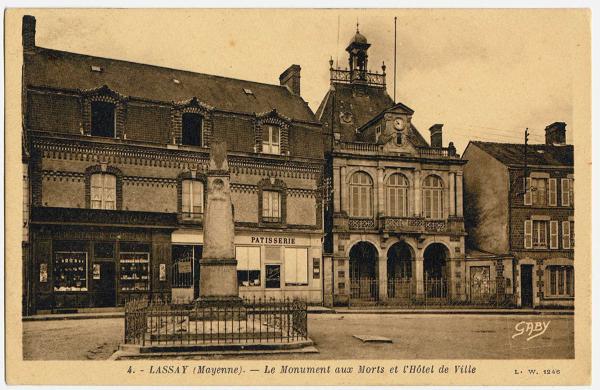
(124, 296, 308, 346)
(348, 277, 517, 308)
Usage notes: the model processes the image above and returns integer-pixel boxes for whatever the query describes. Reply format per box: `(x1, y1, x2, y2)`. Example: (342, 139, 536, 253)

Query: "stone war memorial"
(116, 142, 314, 359)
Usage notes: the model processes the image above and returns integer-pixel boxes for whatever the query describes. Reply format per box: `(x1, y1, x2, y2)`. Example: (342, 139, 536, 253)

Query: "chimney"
(545, 122, 566, 145)
(429, 124, 443, 148)
(279, 64, 301, 95)
(22, 15, 36, 50)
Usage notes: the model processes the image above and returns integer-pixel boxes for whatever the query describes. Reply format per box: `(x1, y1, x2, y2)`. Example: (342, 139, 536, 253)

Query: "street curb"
(333, 309, 574, 315)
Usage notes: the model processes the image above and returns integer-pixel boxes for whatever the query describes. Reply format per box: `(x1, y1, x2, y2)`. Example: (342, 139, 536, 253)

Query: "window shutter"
(182, 180, 190, 212)
(284, 247, 297, 284)
(297, 248, 308, 285)
(524, 220, 533, 249)
(562, 221, 571, 249)
(569, 179, 574, 206)
(561, 178, 569, 206)
(192, 181, 202, 213)
(550, 221, 558, 249)
(524, 177, 532, 205)
(548, 178, 557, 206)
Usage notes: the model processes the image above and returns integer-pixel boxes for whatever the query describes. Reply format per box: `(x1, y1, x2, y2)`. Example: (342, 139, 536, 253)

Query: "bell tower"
(346, 24, 371, 83)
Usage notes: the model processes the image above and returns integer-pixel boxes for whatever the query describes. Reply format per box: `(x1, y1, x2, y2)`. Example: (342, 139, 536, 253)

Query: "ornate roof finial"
(356, 19, 360, 33)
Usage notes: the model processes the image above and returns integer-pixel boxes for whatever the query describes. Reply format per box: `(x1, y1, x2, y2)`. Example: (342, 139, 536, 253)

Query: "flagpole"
(394, 16, 397, 103)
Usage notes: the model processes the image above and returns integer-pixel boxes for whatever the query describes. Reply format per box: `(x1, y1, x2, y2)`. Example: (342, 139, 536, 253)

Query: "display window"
(53, 252, 88, 292)
(119, 243, 151, 291)
(236, 246, 261, 287)
(265, 264, 281, 289)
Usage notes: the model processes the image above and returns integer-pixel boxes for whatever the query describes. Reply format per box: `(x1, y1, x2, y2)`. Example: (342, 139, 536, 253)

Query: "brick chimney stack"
(545, 122, 567, 145)
(22, 15, 36, 50)
(279, 64, 301, 95)
(429, 124, 443, 148)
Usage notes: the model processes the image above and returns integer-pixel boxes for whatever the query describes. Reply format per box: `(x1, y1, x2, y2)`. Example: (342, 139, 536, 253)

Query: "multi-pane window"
(182, 180, 203, 218)
(349, 171, 373, 218)
(561, 178, 574, 207)
(90, 173, 116, 210)
(532, 220, 548, 248)
(262, 190, 281, 222)
(422, 175, 444, 219)
(262, 125, 280, 155)
(531, 178, 547, 206)
(386, 174, 409, 217)
(91, 101, 116, 138)
(181, 113, 203, 146)
(547, 266, 574, 297)
(236, 246, 261, 287)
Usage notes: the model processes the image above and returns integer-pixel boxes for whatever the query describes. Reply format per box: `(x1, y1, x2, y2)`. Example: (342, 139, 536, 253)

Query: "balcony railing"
(417, 147, 459, 159)
(330, 68, 386, 87)
(336, 141, 382, 153)
(335, 142, 459, 159)
(340, 216, 465, 233)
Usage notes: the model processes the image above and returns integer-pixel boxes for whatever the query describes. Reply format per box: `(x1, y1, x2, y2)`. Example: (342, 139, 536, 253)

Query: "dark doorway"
(423, 243, 449, 298)
(93, 262, 116, 307)
(182, 113, 203, 146)
(520, 265, 534, 308)
(387, 242, 413, 299)
(91, 101, 116, 138)
(349, 241, 379, 301)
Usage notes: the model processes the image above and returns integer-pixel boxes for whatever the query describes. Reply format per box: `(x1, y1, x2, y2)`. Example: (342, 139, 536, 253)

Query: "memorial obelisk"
(198, 141, 240, 303)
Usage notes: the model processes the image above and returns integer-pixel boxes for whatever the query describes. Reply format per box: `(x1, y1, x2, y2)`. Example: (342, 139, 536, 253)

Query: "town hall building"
(317, 29, 467, 306)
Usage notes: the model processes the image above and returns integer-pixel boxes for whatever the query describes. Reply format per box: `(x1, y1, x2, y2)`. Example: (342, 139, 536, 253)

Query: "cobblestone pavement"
(23, 313, 574, 360)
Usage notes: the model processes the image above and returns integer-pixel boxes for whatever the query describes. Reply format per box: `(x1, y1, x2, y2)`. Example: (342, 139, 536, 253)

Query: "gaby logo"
(512, 320, 551, 341)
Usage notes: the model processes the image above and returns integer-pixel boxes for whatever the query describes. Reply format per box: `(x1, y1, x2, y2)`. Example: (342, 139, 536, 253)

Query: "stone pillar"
(377, 168, 385, 216)
(456, 172, 464, 217)
(414, 254, 424, 298)
(414, 171, 422, 217)
(449, 172, 456, 217)
(378, 253, 388, 301)
(333, 166, 341, 213)
(340, 166, 348, 213)
(199, 141, 240, 302)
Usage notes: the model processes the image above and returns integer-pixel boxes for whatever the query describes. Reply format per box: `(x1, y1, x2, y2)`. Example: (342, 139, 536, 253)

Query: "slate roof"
(316, 82, 429, 146)
(471, 141, 573, 167)
(24, 47, 318, 123)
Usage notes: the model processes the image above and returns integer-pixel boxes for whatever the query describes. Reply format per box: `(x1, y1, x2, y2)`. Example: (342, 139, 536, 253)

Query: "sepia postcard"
(4, 7, 591, 386)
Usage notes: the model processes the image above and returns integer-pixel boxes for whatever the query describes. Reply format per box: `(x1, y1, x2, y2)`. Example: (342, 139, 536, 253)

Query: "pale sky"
(29, 9, 586, 153)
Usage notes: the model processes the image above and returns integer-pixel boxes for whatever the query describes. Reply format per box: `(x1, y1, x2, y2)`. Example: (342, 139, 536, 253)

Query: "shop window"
(349, 171, 373, 218)
(182, 113, 203, 146)
(119, 243, 150, 291)
(284, 247, 308, 285)
(386, 173, 409, 217)
(91, 173, 116, 210)
(262, 190, 281, 223)
(91, 101, 116, 138)
(422, 175, 444, 219)
(236, 246, 261, 287)
(54, 251, 88, 292)
(182, 179, 204, 219)
(265, 264, 281, 289)
(547, 265, 574, 297)
(262, 125, 280, 155)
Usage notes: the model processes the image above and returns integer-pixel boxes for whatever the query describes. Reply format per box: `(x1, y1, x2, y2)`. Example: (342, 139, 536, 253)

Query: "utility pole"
(523, 128, 529, 194)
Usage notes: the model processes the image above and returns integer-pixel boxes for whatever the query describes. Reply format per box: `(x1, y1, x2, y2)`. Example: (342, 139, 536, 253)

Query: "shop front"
(29, 207, 176, 313)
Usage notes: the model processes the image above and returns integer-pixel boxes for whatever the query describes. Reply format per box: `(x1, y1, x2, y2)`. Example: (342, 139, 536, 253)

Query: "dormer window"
(182, 113, 203, 146)
(91, 101, 116, 138)
(262, 125, 280, 155)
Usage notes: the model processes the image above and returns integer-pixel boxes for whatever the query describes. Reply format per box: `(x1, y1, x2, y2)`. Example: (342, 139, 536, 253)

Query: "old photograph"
(5, 7, 591, 386)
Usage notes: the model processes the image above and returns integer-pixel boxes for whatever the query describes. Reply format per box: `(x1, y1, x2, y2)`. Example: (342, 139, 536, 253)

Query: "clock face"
(393, 118, 405, 130)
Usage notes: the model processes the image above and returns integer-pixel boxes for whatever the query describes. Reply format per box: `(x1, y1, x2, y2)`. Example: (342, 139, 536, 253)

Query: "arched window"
(90, 173, 116, 210)
(181, 179, 204, 219)
(386, 173, 409, 217)
(422, 175, 444, 219)
(349, 171, 373, 218)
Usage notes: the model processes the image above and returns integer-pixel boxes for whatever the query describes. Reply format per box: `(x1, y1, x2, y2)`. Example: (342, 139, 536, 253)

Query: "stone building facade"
(22, 15, 325, 314)
(317, 30, 466, 306)
(463, 122, 574, 308)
